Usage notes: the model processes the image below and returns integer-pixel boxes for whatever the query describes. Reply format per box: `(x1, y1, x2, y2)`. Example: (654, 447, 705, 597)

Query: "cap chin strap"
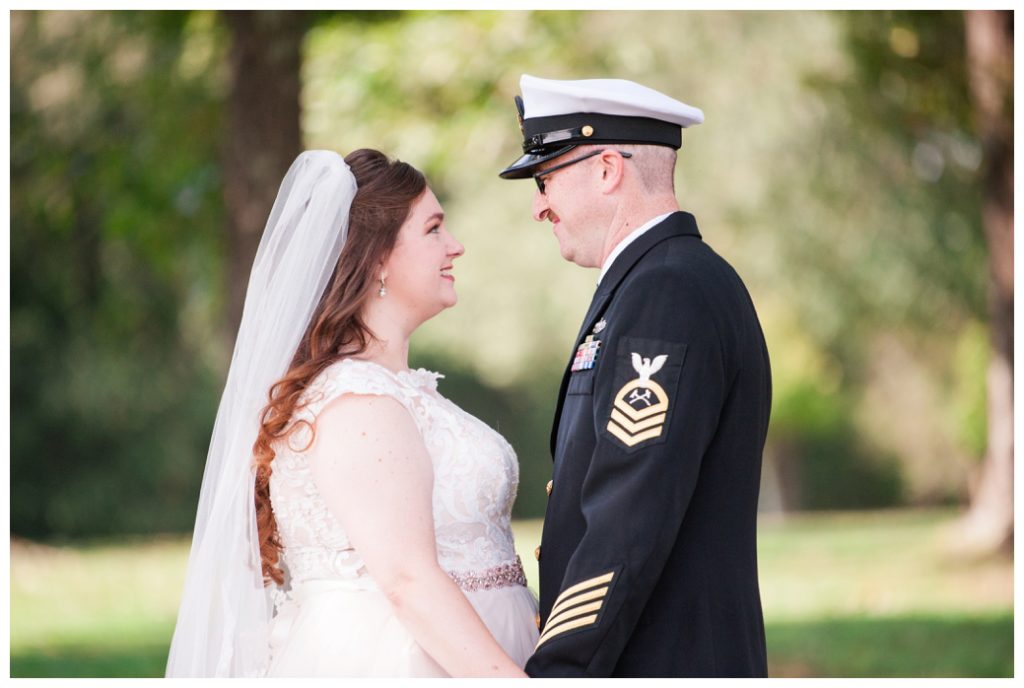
(524, 125, 588, 151)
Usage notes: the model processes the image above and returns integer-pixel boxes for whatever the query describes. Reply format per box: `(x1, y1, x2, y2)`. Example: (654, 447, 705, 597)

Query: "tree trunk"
(221, 10, 306, 345)
(954, 10, 1013, 555)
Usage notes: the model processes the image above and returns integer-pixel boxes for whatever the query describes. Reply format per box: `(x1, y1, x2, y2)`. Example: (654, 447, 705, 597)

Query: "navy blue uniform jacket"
(525, 212, 771, 677)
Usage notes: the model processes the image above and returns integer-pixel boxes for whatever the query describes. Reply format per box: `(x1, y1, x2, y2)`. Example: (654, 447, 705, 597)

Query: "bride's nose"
(448, 235, 465, 258)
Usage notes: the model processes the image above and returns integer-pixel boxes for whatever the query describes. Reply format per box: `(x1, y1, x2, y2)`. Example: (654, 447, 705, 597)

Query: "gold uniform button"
(546, 480, 553, 497)
(534, 546, 541, 561)
(582, 124, 594, 137)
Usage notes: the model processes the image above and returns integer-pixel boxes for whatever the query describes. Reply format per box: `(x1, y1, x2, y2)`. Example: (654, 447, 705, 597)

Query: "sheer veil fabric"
(166, 151, 357, 677)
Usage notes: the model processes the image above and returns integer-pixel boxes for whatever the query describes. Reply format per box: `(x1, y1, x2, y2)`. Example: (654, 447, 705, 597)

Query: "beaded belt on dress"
(447, 555, 527, 592)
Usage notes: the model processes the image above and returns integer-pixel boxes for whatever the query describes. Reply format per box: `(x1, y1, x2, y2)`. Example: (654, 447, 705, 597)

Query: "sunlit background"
(9, 9, 1013, 677)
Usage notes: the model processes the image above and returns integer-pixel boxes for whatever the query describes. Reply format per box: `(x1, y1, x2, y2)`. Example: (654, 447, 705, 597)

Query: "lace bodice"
(269, 358, 521, 588)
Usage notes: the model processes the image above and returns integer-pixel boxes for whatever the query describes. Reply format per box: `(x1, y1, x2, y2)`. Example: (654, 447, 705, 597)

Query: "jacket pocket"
(566, 371, 595, 396)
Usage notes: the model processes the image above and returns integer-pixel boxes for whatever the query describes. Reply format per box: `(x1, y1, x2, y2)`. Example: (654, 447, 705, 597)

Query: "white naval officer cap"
(499, 74, 704, 179)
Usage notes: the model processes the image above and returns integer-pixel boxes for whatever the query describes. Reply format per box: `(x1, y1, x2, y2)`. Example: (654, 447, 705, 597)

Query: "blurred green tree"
(11, 11, 227, 536)
(785, 10, 1011, 551)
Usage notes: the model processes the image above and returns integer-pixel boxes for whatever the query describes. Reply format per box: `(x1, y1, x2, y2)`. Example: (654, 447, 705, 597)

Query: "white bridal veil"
(166, 151, 357, 677)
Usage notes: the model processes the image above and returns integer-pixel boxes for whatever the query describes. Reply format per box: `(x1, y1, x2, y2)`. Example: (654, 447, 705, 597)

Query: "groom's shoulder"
(646, 226, 752, 301)
(625, 234, 740, 297)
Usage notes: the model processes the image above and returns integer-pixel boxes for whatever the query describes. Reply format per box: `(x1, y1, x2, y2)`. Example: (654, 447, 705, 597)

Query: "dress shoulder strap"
(301, 358, 415, 420)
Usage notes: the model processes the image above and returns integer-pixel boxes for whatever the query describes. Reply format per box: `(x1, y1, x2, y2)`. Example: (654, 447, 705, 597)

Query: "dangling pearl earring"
(378, 275, 387, 298)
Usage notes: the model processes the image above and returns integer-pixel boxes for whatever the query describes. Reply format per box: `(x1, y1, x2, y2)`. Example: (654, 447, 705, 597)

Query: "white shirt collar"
(597, 212, 673, 285)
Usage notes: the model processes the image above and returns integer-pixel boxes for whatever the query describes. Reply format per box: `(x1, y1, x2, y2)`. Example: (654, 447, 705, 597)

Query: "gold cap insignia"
(582, 125, 594, 137)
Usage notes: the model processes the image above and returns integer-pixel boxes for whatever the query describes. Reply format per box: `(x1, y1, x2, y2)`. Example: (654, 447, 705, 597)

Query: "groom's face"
(530, 152, 605, 269)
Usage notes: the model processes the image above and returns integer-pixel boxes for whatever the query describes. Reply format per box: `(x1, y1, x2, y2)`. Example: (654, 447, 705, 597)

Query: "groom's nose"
(532, 190, 550, 223)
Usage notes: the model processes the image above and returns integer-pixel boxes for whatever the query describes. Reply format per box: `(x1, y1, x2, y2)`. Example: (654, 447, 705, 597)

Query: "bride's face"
(381, 187, 464, 320)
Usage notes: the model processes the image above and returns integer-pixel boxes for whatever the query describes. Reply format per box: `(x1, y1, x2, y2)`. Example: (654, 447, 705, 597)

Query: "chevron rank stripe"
(609, 407, 667, 433)
(613, 395, 667, 420)
(607, 420, 665, 447)
(536, 571, 615, 649)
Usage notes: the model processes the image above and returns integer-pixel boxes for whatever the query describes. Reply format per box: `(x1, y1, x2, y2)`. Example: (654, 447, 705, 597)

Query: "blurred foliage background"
(9, 9, 1012, 678)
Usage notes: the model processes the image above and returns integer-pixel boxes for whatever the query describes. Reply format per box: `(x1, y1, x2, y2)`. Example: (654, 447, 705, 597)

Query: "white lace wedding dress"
(264, 358, 539, 676)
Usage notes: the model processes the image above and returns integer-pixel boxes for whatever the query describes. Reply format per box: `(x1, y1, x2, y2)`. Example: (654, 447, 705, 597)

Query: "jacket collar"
(571, 211, 702, 347)
(599, 211, 700, 296)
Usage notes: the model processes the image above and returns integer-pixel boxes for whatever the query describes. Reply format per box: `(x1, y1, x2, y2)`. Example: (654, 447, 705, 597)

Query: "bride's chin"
(420, 298, 456, 321)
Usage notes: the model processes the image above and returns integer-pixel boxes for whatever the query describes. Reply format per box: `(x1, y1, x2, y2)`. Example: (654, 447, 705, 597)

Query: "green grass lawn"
(10, 509, 1013, 677)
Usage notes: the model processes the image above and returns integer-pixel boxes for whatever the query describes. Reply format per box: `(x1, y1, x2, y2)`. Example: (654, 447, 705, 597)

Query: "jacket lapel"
(548, 212, 702, 457)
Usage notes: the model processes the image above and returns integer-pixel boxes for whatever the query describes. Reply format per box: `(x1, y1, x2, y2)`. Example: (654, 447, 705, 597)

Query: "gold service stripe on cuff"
(550, 571, 615, 611)
(543, 599, 604, 634)
(536, 614, 600, 649)
(546, 585, 609, 623)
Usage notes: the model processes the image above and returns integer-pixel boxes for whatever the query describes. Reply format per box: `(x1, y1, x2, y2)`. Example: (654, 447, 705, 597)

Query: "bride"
(166, 149, 537, 677)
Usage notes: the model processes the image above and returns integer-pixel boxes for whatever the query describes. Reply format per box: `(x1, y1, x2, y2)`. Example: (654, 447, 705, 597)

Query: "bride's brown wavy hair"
(252, 148, 426, 585)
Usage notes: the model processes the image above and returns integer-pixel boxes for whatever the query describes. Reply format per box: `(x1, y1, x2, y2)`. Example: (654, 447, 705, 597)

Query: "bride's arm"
(307, 393, 527, 678)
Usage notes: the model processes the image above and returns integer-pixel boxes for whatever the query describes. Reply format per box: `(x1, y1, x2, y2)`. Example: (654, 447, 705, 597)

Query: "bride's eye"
(428, 224, 441, 234)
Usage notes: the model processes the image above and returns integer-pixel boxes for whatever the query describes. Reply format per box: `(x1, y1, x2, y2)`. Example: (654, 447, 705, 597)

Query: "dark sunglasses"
(533, 149, 634, 194)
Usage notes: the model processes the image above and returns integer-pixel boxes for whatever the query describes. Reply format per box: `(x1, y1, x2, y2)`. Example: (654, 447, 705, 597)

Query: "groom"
(499, 75, 771, 677)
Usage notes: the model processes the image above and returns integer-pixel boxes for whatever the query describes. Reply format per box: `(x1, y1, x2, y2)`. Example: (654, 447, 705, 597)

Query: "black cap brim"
(499, 145, 577, 179)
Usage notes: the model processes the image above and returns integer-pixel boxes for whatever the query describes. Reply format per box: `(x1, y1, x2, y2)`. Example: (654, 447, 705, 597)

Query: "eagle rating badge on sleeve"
(606, 353, 670, 447)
